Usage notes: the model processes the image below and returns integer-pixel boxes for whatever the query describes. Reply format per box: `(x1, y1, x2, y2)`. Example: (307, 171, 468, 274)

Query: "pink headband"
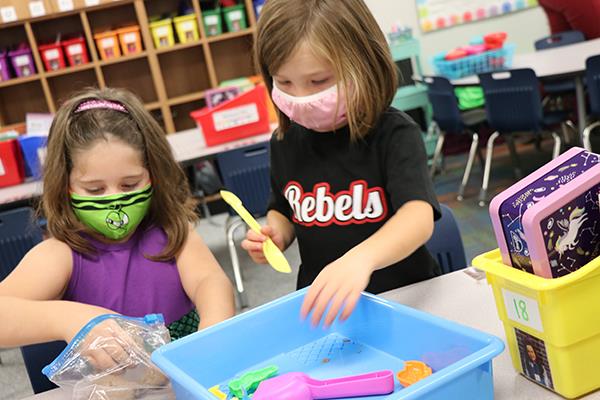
(74, 99, 128, 114)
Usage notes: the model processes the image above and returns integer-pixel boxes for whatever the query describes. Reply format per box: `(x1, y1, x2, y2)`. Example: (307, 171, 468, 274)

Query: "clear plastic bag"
(43, 314, 175, 400)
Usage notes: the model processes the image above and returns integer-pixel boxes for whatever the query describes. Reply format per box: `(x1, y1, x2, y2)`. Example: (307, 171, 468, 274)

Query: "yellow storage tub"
(149, 18, 175, 49)
(473, 249, 600, 399)
(174, 14, 199, 43)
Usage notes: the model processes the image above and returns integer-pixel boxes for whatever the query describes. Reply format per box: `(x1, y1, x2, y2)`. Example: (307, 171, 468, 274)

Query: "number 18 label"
(502, 288, 544, 332)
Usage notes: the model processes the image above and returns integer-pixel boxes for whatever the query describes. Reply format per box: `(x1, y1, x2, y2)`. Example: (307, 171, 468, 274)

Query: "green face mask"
(71, 185, 152, 241)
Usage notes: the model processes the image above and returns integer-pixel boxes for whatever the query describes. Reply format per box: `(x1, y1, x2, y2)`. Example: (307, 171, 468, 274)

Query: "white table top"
(452, 37, 600, 85)
(23, 270, 598, 399)
(0, 125, 275, 206)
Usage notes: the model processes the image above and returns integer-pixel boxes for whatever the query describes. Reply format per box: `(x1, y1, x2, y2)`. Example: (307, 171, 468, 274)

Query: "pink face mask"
(271, 82, 347, 132)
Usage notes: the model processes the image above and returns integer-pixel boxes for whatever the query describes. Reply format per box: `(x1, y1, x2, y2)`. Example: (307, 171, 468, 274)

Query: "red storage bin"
(190, 84, 270, 146)
(62, 37, 89, 66)
(39, 42, 66, 72)
(0, 139, 25, 188)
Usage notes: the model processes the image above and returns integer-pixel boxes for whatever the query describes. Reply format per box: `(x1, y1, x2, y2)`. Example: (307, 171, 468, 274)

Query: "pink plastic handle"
(308, 370, 395, 399)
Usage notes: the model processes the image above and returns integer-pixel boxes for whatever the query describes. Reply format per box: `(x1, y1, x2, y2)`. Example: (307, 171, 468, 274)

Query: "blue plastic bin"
(432, 44, 515, 80)
(152, 289, 504, 400)
(18, 136, 46, 178)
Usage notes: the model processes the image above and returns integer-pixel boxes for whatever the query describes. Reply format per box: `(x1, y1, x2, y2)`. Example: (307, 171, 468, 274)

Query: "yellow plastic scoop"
(220, 190, 291, 273)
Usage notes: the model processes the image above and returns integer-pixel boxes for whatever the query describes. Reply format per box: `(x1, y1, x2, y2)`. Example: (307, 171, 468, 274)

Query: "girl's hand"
(241, 226, 287, 264)
(300, 255, 373, 328)
(79, 319, 137, 372)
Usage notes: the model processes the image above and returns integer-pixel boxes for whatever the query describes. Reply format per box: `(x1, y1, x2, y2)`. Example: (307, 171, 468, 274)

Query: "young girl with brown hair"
(243, 0, 441, 327)
(0, 88, 234, 365)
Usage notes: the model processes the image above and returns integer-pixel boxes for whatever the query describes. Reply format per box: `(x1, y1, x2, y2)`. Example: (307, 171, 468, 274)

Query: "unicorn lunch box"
(490, 147, 600, 278)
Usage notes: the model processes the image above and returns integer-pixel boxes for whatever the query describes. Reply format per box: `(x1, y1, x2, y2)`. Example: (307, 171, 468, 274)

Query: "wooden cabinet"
(0, 0, 258, 133)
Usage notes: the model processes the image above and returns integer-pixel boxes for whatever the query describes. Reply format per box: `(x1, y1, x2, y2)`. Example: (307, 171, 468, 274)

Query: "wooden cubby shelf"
(0, 0, 260, 133)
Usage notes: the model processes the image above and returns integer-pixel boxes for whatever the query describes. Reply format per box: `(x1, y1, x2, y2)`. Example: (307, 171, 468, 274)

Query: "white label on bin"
(45, 49, 60, 59)
(205, 15, 219, 25)
(0, 6, 17, 22)
(0, 158, 5, 176)
(101, 37, 115, 47)
(68, 44, 83, 55)
(229, 10, 243, 21)
(29, 2, 47, 17)
(156, 26, 170, 36)
(212, 104, 259, 131)
(181, 21, 195, 31)
(37, 147, 47, 166)
(502, 288, 543, 332)
(15, 55, 30, 67)
(85, 0, 100, 6)
(123, 32, 137, 43)
(57, 0, 74, 11)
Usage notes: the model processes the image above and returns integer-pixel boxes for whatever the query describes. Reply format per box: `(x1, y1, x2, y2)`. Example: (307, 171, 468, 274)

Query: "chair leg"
(479, 131, 500, 207)
(226, 218, 248, 309)
(430, 132, 446, 179)
(506, 134, 523, 180)
(551, 131, 562, 159)
(457, 132, 479, 201)
(583, 121, 600, 151)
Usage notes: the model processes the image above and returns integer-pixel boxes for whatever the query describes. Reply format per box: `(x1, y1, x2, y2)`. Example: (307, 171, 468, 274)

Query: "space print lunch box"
(490, 147, 600, 278)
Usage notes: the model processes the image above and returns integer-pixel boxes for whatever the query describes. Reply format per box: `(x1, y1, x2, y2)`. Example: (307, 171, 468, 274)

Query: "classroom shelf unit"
(0, 0, 258, 133)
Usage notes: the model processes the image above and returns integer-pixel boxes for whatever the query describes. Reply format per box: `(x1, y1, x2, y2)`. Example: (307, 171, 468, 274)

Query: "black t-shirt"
(268, 107, 441, 294)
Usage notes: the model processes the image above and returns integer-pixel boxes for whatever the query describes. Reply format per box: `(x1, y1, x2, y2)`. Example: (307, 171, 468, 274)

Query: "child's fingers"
(340, 291, 362, 321)
(310, 286, 336, 327)
(85, 348, 118, 371)
(249, 250, 267, 264)
(246, 229, 267, 242)
(241, 239, 265, 252)
(300, 280, 324, 320)
(324, 291, 349, 328)
(260, 226, 273, 237)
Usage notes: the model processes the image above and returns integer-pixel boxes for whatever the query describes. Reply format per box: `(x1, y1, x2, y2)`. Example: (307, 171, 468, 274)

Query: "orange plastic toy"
(397, 361, 432, 387)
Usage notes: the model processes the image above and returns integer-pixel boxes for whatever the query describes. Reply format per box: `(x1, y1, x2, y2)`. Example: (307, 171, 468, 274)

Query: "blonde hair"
(41, 88, 197, 261)
(255, 0, 398, 140)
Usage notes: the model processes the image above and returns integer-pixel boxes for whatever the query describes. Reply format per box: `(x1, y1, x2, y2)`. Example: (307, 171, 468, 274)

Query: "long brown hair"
(255, 0, 398, 141)
(41, 88, 197, 261)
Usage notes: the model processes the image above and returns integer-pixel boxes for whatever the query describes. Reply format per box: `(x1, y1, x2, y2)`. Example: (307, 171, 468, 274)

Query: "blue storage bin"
(18, 136, 46, 179)
(152, 289, 504, 399)
(432, 44, 515, 80)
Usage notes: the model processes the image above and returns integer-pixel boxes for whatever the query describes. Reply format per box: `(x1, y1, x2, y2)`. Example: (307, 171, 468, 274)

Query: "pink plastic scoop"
(252, 370, 394, 399)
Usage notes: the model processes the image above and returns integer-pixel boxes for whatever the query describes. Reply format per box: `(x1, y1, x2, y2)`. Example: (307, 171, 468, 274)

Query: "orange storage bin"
(190, 84, 270, 146)
(94, 30, 121, 61)
(117, 26, 143, 55)
(0, 139, 25, 188)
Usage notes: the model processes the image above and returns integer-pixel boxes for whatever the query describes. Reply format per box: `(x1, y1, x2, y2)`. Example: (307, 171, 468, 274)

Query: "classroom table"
(22, 269, 599, 399)
(0, 126, 275, 207)
(452, 37, 600, 139)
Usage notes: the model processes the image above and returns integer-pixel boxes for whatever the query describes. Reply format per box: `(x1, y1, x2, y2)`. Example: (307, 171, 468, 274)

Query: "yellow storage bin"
(174, 14, 199, 43)
(149, 18, 175, 49)
(473, 249, 600, 399)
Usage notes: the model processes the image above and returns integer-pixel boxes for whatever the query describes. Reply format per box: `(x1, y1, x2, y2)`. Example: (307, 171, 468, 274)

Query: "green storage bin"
(223, 4, 247, 32)
(203, 8, 222, 37)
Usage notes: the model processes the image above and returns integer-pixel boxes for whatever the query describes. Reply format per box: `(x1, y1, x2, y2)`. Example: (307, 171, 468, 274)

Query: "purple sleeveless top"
(64, 226, 194, 325)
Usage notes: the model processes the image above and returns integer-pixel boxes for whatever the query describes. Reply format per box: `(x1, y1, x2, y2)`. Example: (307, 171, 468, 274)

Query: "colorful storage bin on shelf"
(152, 289, 504, 400)
(253, 0, 265, 18)
(18, 136, 46, 179)
(473, 250, 600, 399)
(174, 14, 199, 43)
(0, 50, 11, 82)
(117, 26, 143, 55)
(9, 45, 36, 78)
(0, 139, 25, 188)
(223, 4, 247, 32)
(149, 18, 175, 49)
(62, 37, 89, 66)
(39, 42, 66, 72)
(190, 84, 270, 146)
(432, 43, 515, 80)
(489, 147, 600, 278)
(202, 9, 222, 37)
(94, 31, 121, 61)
